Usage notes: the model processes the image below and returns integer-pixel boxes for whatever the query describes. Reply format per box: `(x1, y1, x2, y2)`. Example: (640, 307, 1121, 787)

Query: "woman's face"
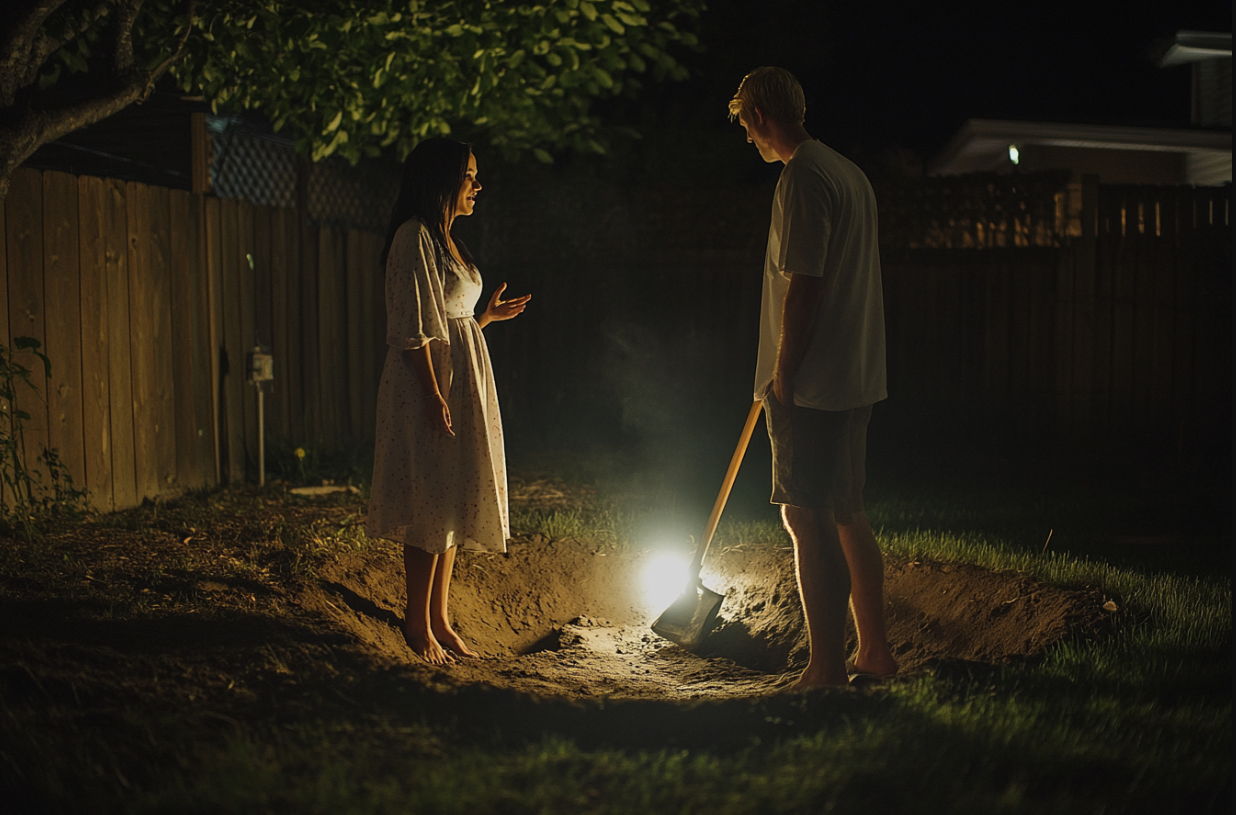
(453, 152, 481, 220)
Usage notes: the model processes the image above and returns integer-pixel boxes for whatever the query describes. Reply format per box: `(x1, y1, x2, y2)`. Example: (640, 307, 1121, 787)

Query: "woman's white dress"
(365, 218, 508, 553)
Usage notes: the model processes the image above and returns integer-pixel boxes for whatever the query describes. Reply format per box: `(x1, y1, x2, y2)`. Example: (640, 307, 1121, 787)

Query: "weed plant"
(0, 338, 90, 537)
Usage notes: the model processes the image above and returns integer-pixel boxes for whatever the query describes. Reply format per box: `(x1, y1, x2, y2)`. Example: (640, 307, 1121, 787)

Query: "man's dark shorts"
(764, 396, 873, 516)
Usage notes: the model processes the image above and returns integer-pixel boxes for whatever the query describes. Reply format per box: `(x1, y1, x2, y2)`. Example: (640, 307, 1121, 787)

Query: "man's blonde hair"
(728, 67, 806, 124)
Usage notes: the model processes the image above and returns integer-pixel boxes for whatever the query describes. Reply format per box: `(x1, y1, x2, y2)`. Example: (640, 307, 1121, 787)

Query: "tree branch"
(140, 0, 195, 100)
(0, 0, 197, 202)
(22, 3, 109, 92)
(0, 0, 68, 106)
(107, 0, 143, 75)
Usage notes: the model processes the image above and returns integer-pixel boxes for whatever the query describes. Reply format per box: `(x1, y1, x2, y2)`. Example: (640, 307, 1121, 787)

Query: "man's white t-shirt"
(754, 140, 887, 411)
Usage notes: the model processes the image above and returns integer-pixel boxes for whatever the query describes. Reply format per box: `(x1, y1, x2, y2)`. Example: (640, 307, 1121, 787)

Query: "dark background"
(459, 0, 1232, 558)
(629, 0, 1230, 173)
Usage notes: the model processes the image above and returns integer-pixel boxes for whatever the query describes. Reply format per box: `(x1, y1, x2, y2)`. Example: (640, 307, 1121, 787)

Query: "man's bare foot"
(432, 624, 480, 659)
(404, 627, 455, 665)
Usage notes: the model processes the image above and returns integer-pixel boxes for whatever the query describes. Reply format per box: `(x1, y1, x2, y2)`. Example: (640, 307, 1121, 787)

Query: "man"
(730, 67, 898, 689)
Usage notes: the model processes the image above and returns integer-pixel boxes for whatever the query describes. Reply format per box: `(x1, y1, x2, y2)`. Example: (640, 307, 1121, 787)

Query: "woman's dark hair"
(379, 137, 475, 268)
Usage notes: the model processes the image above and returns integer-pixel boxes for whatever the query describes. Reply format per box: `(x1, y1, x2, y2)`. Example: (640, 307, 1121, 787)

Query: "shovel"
(652, 400, 764, 649)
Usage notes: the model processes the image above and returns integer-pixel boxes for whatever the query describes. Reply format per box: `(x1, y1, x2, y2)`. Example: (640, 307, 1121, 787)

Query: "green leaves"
(164, 0, 700, 164)
(29, 0, 703, 167)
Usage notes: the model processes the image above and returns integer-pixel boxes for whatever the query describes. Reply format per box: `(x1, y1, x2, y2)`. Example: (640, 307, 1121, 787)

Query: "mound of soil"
(306, 532, 1109, 700)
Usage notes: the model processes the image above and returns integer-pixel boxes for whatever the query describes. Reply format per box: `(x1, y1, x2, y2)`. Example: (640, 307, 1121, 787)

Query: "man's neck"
(769, 123, 813, 163)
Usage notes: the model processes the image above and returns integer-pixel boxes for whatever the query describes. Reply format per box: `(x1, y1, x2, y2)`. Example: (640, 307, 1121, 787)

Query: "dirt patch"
(307, 532, 1108, 700)
(1, 481, 1109, 710)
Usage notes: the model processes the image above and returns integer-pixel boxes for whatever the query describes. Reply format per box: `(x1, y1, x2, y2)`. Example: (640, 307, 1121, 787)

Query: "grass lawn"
(1, 430, 1230, 814)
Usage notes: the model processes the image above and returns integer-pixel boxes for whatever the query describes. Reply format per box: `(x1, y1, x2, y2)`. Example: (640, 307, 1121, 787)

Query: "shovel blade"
(651, 580, 725, 650)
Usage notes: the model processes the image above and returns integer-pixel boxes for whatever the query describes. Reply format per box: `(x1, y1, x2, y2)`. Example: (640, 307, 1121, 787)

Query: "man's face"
(738, 108, 778, 163)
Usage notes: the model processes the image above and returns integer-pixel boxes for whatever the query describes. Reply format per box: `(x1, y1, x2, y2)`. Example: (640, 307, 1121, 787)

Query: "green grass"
(2, 466, 1230, 814)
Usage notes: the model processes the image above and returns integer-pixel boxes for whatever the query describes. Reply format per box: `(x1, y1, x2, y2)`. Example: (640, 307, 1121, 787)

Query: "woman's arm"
(477, 282, 532, 329)
(408, 342, 453, 436)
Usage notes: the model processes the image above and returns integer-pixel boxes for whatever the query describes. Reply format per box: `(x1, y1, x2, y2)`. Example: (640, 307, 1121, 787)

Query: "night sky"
(627, 0, 1231, 175)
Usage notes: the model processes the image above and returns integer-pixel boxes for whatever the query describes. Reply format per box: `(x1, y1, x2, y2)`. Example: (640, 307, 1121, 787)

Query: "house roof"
(929, 118, 1232, 176)
(1155, 30, 1233, 67)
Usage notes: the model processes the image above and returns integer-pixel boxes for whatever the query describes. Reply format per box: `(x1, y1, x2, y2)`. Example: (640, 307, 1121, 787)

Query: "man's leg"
(837, 512, 898, 676)
(783, 504, 851, 689)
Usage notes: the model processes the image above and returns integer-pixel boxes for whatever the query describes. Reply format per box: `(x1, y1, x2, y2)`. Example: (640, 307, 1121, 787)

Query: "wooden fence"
(882, 183, 1230, 456)
(479, 180, 1230, 466)
(2, 167, 385, 511)
(2, 167, 1229, 513)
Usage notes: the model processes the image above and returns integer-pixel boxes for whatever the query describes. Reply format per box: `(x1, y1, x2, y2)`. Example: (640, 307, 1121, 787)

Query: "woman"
(366, 138, 530, 665)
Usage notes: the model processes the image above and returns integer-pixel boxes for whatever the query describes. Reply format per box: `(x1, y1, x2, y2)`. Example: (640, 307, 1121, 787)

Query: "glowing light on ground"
(642, 552, 689, 612)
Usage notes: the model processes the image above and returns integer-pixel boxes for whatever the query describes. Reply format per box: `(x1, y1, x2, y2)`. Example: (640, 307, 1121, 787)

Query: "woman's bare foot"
(847, 651, 899, 677)
(404, 627, 455, 666)
(432, 623, 480, 658)
(783, 664, 848, 692)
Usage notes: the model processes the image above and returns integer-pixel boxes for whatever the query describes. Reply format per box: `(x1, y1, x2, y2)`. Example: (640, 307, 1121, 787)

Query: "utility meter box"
(247, 346, 274, 383)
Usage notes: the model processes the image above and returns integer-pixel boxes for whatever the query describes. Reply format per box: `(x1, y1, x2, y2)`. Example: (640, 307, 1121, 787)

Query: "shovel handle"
(689, 400, 764, 579)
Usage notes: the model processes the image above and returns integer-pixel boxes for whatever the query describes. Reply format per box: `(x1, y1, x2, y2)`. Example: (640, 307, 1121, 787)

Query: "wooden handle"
(689, 400, 763, 578)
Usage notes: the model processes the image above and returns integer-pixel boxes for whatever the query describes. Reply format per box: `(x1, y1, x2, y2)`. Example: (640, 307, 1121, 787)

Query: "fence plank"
(219, 198, 245, 483)
(5, 169, 51, 502)
(1026, 259, 1053, 431)
(1053, 247, 1076, 435)
(346, 230, 366, 440)
(370, 233, 385, 425)
(360, 232, 382, 441)
(1148, 191, 1177, 441)
(982, 259, 1011, 413)
(269, 208, 291, 441)
(252, 205, 274, 471)
(78, 177, 114, 510)
(169, 190, 201, 489)
(1108, 188, 1135, 440)
(1090, 189, 1120, 442)
(204, 197, 223, 484)
(126, 182, 161, 501)
(187, 194, 216, 488)
(103, 180, 137, 508)
(41, 171, 87, 501)
(300, 222, 320, 441)
(286, 215, 305, 444)
(318, 227, 345, 441)
(1129, 188, 1156, 441)
(1190, 189, 1232, 459)
(239, 201, 258, 480)
(935, 262, 962, 405)
(1007, 256, 1031, 420)
(147, 186, 178, 493)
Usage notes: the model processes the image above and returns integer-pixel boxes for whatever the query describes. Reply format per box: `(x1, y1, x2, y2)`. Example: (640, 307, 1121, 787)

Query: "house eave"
(930, 118, 1232, 176)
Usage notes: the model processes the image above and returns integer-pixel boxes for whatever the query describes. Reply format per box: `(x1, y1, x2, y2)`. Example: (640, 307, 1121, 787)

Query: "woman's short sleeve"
(385, 220, 449, 350)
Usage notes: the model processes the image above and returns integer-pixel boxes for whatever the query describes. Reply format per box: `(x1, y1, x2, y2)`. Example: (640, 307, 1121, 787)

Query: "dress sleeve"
(385, 220, 450, 350)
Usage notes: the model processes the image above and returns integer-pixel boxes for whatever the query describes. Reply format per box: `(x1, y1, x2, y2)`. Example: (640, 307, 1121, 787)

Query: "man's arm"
(774, 272, 827, 405)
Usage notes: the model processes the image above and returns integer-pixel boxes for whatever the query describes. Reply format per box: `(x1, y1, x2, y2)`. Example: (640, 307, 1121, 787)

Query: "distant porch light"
(1008, 144, 1020, 165)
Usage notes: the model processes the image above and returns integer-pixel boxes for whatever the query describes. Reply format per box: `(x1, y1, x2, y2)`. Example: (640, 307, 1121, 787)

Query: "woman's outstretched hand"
(479, 283, 531, 327)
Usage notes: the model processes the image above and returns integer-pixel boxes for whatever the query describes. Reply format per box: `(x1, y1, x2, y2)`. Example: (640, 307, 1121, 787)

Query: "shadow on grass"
(0, 598, 351, 656)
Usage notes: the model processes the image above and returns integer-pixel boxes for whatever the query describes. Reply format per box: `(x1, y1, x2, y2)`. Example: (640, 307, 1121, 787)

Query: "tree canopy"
(0, 0, 703, 199)
(172, 0, 704, 163)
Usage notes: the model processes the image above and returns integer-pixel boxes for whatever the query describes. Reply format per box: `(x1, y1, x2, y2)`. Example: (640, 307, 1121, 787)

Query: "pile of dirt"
(306, 532, 1110, 700)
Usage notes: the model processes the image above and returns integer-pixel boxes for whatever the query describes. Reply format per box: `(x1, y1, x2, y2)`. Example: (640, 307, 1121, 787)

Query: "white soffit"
(931, 119, 1232, 175)
(1157, 30, 1233, 67)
